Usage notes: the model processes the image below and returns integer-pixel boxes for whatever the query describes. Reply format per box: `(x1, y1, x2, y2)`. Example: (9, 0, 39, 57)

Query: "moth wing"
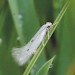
(30, 28, 47, 53)
(12, 45, 32, 66)
(30, 22, 51, 41)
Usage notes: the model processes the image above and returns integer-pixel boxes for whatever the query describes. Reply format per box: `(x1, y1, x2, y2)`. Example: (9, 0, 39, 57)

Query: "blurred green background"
(0, 0, 75, 75)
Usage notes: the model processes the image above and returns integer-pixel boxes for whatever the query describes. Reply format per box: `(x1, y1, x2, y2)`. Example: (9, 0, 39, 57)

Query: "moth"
(12, 22, 52, 66)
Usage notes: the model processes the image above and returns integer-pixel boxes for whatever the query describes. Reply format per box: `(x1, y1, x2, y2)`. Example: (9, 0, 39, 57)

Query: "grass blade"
(36, 55, 56, 75)
(8, 0, 26, 45)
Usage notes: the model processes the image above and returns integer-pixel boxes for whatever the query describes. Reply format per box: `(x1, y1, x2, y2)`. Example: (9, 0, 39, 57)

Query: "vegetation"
(0, 0, 75, 75)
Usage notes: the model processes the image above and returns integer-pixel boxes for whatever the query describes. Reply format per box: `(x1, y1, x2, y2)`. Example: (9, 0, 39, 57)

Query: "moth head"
(46, 22, 52, 27)
(43, 22, 52, 28)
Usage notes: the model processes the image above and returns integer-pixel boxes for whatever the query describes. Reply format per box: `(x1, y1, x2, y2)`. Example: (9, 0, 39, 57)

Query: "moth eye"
(27, 49, 29, 51)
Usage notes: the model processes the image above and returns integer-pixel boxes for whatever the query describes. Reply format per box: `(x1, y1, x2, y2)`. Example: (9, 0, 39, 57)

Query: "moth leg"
(42, 39, 45, 47)
(33, 50, 36, 54)
(47, 25, 53, 40)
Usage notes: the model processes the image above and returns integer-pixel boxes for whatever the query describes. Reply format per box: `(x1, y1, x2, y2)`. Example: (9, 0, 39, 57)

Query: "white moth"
(12, 22, 52, 66)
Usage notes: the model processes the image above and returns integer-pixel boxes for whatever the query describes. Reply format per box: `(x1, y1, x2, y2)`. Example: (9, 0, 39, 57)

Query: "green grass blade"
(0, 17, 20, 75)
(36, 55, 56, 75)
(8, 0, 25, 45)
(55, 0, 75, 75)
(0, 8, 8, 35)
(23, 0, 71, 75)
(51, 0, 71, 36)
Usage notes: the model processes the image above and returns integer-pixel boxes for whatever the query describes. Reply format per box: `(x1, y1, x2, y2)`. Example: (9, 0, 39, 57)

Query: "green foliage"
(36, 56, 56, 75)
(0, 0, 75, 75)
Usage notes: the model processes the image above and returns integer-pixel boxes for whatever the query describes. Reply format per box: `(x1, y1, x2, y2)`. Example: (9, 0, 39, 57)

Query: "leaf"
(8, 0, 25, 45)
(0, 8, 8, 35)
(55, 0, 75, 75)
(36, 55, 56, 75)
